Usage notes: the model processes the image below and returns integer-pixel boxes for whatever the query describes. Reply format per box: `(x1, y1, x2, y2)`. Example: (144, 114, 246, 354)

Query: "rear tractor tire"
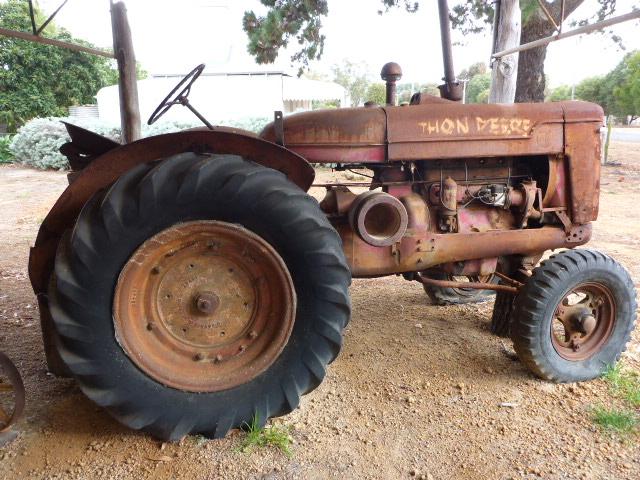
(49, 153, 351, 440)
(510, 249, 636, 382)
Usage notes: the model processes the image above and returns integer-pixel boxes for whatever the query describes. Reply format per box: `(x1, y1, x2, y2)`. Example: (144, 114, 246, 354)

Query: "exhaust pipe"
(437, 0, 463, 101)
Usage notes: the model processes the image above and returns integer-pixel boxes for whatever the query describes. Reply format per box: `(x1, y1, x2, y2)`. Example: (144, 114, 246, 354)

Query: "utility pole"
(489, 0, 521, 103)
(111, 1, 141, 143)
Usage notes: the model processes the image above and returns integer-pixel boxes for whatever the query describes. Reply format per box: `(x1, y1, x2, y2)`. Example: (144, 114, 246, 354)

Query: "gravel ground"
(0, 141, 638, 480)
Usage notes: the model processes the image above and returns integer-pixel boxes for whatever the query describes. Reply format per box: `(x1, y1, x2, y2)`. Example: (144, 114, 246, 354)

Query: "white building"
(96, 70, 347, 125)
(93, 1, 348, 125)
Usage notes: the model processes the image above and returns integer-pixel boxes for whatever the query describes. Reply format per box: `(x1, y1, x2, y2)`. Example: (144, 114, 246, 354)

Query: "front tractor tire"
(49, 153, 351, 440)
(510, 249, 636, 382)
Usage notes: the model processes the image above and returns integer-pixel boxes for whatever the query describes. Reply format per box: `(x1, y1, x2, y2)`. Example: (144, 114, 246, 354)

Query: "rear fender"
(29, 130, 314, 297)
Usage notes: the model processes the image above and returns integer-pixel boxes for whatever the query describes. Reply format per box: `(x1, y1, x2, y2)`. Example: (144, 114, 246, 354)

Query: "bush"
(9, 116, 271, 170)
(10, 117, 120, 170)
(0, 135, 13, 164)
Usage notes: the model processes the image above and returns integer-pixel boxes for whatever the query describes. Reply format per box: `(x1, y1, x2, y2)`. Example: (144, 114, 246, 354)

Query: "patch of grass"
(591, 405, 638, 434)
(603, 363, 640, 407)
(238, 414, 292, 457)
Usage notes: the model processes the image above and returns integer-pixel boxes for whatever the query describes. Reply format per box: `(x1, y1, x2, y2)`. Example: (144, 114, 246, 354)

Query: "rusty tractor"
(28, 15, 636, 442)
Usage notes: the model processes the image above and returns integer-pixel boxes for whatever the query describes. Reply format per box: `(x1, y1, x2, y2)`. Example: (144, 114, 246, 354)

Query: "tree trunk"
(489, 0, 521, 103)
(515, 0, 585, 103)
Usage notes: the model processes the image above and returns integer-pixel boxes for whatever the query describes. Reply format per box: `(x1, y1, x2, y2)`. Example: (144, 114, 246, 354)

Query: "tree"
(546, 84, 572, 101)
(612, 51, 640, 123)
(331, 60, 372, 107)
(575, 76, 606, 103)
(0, 0, 119, 130)
(365, 83, 386, 105)
(243, 1, 623, 102)
(465, 71, 491, 103)
(571, 51, 639, 122)
(459, 61, 487, 81)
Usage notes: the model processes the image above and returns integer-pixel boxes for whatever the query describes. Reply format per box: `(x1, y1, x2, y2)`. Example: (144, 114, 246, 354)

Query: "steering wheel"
(147, 64, 206, 125)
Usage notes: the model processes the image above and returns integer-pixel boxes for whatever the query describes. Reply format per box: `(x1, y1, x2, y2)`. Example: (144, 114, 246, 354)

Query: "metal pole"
(437, 0, 455, 84)
(493, 9, 640, 59)
(436, 0, 462, 101)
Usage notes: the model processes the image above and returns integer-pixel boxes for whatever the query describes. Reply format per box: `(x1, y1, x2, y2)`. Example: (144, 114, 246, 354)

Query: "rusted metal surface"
(29, 129, 313, 297)
(260, 107, 387, 164)
(417, 273, 518, 294)
(112, 221, 296, 392)
(59, 122, 120, 171)
(436, 0, 463, 101)
(381, 62, 402, 106)
(550, 283, 614, 361)
(562, 102, 604, 224)
(348, 191, 408, 247)
(386, 102, 565, 160)
(262, 101, 603, 164)
(0, 352, 25, 446)
(339, 223, 591, 278)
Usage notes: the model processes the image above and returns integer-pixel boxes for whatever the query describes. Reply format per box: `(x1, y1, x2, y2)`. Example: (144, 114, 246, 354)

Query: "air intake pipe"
(348, 191, 409, 247)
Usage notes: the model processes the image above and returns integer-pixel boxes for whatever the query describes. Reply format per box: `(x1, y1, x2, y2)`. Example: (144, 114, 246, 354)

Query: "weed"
(591, 405, 638, 434)
(603, 363, 640, 407)
(238, 414, 292, 457)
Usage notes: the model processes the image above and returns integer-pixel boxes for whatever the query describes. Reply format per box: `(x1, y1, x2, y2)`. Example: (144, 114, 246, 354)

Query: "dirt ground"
(0, 142, 639, 480)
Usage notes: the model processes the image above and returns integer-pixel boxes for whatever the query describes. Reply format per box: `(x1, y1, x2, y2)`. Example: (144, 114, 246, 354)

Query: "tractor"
(28, 16, 636, 443)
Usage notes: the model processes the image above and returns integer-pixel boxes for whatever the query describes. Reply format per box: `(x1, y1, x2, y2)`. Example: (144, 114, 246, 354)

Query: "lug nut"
(215, 354, 223, 363)
(248, 330, 258, 339)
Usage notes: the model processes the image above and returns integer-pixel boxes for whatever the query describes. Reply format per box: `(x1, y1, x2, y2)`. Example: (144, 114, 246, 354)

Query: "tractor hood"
(260, 101, 603, 163)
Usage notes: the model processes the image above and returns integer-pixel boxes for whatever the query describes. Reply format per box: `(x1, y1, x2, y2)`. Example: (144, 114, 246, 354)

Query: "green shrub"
(9, 116, 271, 170)
(0, 135, 13, 164)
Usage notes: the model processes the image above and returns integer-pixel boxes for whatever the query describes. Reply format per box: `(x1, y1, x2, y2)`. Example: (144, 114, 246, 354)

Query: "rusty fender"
(337, 223, 592, 277)
(29, 130, 314, 298)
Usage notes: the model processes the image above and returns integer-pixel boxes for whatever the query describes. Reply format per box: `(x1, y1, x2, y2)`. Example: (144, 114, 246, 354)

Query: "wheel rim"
(550, 282, 615, 361)
(113, 221, 296, 392)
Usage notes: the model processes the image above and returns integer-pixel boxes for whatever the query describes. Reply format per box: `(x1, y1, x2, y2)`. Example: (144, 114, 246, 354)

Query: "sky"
(33, 0, 640, 87)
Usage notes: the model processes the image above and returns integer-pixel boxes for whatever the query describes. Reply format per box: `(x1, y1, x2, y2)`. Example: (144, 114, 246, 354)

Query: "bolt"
(193, 353, 204, 361)
(151, 266, 161, 274)
(239, 345, 247, 353)
(146, 322, 154, 331)
(248, 330, 258, 339)
(215, 354, 223, 363)
(195, 292, 219, 315)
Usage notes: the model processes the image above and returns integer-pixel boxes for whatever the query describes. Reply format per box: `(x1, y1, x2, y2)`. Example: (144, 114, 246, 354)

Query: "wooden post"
(489, 0, 521, 104)
(111, 1, 141, 143)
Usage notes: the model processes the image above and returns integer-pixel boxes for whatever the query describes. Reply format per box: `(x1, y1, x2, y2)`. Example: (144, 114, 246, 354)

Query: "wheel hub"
(550, 283, 614, 361)
(113, 221, 296, 392)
